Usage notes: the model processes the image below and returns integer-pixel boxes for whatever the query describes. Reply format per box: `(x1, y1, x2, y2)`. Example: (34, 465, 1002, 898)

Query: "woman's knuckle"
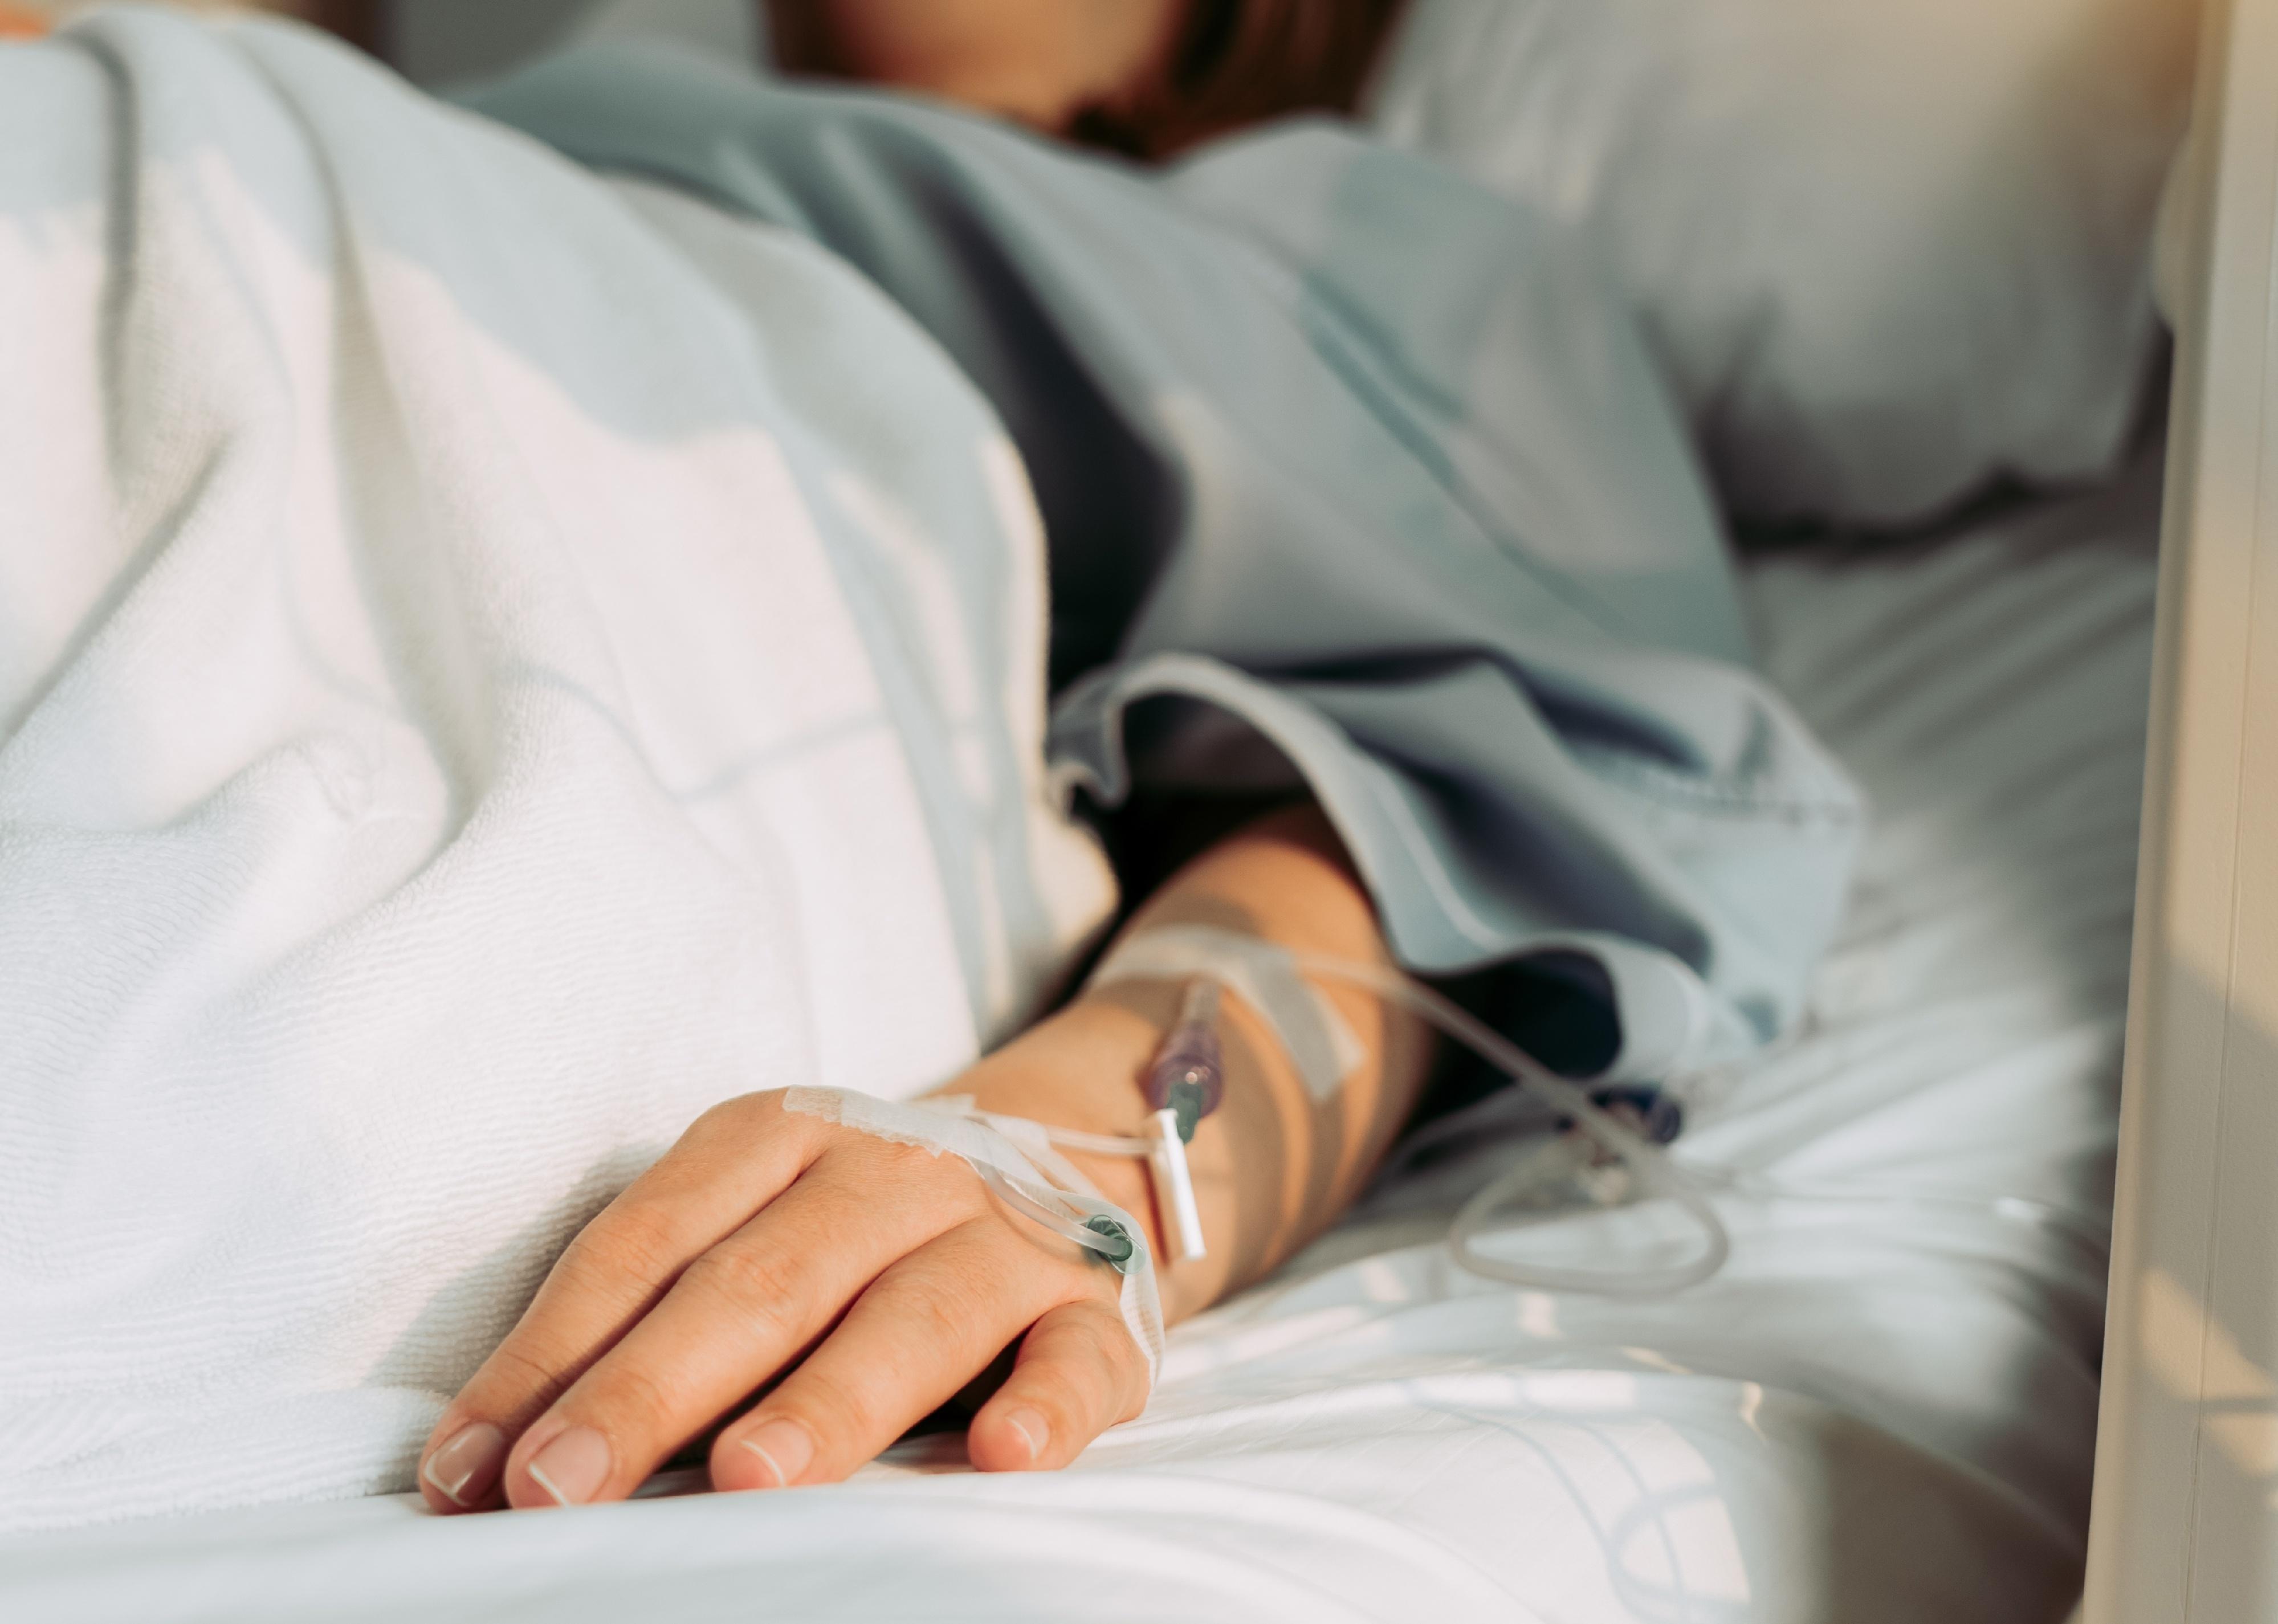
(1021, 1352, 1087, 1410)
(679, 1244, 806, 1329)
(474, 1339, 572, 1417)
(906, 1279, 983, 1349)
(1040, 1258, 1119, 1317)
(610, 1193, 697, 1275)
(1101, 1331, 1151, 1413)
(687, 1091, 771, 1138)
(836, 1132, 938, 1180)
(1074, 1332, 1126, 1392)
(796, 1365, 883, 1440)
(1046, 1304, 1140, 1396)
(822, 1141, 985, 1227)
(593, 1357, 687, 1441)
(1084, 1304, 1138, 1366)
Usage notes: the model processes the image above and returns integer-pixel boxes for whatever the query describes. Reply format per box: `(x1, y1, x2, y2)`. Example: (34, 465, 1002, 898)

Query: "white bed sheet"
(0, 455, 2157, 1622)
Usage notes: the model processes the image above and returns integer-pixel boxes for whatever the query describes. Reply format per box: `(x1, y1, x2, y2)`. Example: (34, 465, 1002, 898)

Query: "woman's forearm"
(940, 805, 1434, 1322)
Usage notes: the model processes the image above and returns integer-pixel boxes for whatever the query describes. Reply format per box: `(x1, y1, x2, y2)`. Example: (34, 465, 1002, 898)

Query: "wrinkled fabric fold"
(472, 47, 1867, 1079)
(0, 10, 1114, 1531)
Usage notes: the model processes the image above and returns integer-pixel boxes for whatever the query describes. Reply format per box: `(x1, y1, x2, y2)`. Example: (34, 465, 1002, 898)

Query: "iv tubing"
(1032, 933, 2092, 1301)
(1284, 950, 1732, 1297)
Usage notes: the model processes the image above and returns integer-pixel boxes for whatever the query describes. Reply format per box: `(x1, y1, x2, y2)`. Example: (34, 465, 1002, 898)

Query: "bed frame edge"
(2085, 0, 2278, 1617)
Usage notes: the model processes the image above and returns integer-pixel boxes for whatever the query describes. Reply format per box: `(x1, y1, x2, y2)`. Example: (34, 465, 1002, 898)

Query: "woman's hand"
(419, 805, 1432, 1511)
(416, 1087, 1150, 1512)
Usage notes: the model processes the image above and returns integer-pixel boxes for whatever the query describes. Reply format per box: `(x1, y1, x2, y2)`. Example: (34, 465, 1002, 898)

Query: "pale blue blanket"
(474, 47, 1865, 1083)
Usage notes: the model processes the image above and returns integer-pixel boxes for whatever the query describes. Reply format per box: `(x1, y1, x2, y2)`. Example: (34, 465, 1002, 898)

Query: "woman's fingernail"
(737, 1417, 815, 1489)
(523, 1426, 613, 1508)
(1003, 1407, 1049, 1462)
(422, 1422, 506, 1508)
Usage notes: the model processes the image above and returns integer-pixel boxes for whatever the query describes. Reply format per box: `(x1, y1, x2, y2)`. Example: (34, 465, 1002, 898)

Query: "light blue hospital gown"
(472, 46, 1865, 1087)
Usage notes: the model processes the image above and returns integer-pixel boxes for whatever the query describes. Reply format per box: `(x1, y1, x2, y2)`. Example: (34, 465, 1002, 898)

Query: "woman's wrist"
(932, 806, 1434, 1325)
(946, 995, 1167, 1178)
(938, 988, 1226, 1315)
(945, 974, 1305, 1323)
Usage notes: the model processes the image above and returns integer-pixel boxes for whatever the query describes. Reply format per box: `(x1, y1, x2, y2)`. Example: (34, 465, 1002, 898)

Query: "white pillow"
(1366, 0, 2198, 526)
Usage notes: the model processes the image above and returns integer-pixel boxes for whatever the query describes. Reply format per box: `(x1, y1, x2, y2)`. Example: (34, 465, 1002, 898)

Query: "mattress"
(0, 453, 2158, 1623)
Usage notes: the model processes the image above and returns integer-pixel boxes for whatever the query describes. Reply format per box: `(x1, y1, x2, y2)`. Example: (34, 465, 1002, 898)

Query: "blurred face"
(763, 0, 1189, 132)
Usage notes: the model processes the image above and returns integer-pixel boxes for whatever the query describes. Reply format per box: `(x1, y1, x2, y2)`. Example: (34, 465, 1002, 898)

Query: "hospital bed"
(2084, 0, 2278, 1617)
(0, 451, 2146, 1624)
(0, 0, 2257, 1618)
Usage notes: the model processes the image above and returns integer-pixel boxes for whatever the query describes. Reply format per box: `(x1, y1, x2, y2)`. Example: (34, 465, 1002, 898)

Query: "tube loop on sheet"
(808, 926, 2108, 1348)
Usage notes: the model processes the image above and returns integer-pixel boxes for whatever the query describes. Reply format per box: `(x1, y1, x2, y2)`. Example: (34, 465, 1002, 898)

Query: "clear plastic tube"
(972, 1160, 1139, 1272)
(1029, 931, 2098, 1301)
(1288, 949, 2108, 1290)
(1287, 950, 1733, 1297)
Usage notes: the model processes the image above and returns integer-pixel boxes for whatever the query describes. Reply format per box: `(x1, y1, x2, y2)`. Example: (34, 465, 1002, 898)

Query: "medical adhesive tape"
(1086, 923, 1363, 1101)
(781, 1087, 1167, 1386)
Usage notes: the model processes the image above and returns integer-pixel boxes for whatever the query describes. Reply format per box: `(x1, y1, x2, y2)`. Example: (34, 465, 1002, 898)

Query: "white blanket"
(0, 10, 1113, 1533)
(0, 434, 2152, 1624)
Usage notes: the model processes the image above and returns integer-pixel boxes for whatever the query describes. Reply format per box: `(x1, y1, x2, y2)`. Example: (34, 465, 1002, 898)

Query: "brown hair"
(1069, 0, 1410, 161)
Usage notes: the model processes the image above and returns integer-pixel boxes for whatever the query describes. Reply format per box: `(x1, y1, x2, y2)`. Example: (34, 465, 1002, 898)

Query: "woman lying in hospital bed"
(421, 0, 1572, 1517)
(419, 0, 1857, 1517)
(0, 0, 2178, 1582)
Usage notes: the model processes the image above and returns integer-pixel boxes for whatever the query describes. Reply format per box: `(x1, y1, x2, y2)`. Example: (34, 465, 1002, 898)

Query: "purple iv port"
(1142, 980, 1227, 1141)
(1144, 1024, 1225, 1119)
